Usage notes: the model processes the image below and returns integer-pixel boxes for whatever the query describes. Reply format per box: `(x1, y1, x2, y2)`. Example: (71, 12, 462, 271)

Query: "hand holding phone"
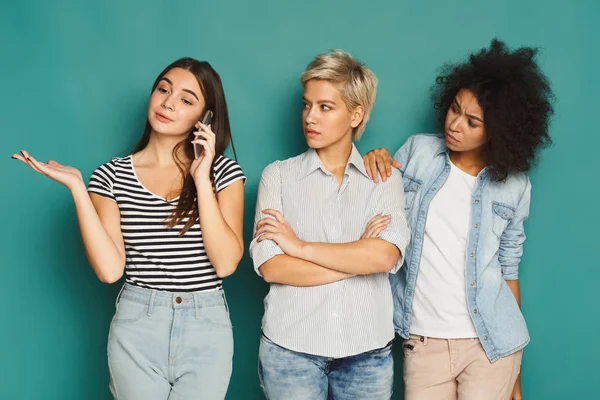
(194, 110, 213, 159)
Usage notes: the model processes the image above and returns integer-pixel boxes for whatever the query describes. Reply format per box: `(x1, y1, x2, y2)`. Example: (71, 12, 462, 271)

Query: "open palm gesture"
(13, 150, 84, 191)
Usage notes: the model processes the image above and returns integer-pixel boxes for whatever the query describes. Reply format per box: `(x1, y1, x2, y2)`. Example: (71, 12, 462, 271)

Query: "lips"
(305, 128, 321, 138)
(155, 112, 173, 123)
(446, 132, 460, 143)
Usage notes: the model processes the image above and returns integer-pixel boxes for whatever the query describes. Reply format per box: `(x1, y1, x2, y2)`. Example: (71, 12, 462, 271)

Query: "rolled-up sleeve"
(499, 179, 531, 280)
(376, 170, 411, 273)
(249, 162, 285, 276)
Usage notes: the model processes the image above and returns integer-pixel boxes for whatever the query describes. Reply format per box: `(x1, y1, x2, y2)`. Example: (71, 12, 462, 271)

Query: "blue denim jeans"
(258, 334, 394, 400)
(107, 283, 233, 400)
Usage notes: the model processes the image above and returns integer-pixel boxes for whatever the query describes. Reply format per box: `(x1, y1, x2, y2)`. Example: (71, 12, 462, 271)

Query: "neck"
(316, 135, 353, 173)
(139, 131, 189, 166)
(449, 147, 486, 176)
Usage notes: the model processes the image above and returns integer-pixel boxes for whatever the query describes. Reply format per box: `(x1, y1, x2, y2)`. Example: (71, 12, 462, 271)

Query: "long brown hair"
(133, 58, 237, 234)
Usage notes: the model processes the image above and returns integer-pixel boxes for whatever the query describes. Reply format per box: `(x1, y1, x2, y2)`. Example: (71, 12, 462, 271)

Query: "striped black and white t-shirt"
(88, 155, 245, 293)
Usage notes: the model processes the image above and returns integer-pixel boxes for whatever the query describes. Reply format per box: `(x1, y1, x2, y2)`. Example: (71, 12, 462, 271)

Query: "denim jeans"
(107, 283, 233, 400)
(258, 333, 393, 400)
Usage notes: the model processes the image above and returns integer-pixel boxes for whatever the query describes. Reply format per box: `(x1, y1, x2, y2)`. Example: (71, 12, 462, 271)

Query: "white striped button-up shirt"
(250, 145, 410, 358)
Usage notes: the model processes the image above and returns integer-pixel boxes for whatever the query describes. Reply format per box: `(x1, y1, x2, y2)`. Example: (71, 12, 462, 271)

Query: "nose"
(161, 94, 175, 111)
(449, 114, 462, 132)
(304, 105, 317, 126)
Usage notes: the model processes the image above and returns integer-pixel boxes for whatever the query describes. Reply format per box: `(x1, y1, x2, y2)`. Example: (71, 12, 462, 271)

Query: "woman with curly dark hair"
(363, 39, 554, 400)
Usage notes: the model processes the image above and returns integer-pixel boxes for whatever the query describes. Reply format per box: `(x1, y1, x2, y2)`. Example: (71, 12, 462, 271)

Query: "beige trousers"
(403, 335, 522, 400)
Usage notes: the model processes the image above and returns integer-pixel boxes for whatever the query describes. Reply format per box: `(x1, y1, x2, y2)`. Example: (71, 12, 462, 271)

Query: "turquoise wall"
(1, 0, 598, 398)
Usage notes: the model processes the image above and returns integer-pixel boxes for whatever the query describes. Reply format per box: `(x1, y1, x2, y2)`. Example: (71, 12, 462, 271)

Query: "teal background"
(1, 0, 598, 398)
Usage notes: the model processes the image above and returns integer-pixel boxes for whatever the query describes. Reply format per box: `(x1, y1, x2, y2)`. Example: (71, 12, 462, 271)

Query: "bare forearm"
(196, 182, 243, 278)
(298, 239, 399, 275)
(71, 185, 125, 283)
(506, 280, 521, 307)
(259, 255, 352, 286)
(506, 278, 523, 395)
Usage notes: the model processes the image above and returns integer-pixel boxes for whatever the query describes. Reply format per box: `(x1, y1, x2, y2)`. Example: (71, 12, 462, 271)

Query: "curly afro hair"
(434, 39, 555, 181)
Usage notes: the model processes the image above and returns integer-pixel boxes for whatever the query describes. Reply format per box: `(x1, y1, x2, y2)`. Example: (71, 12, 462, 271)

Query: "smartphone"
(194, 110, 213, 159)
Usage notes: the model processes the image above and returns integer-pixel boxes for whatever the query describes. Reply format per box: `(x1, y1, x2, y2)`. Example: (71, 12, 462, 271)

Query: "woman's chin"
(148, 124, 190, 138)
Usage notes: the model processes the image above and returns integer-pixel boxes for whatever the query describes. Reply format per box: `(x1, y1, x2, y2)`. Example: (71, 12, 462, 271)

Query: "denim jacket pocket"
(403, 175, 422, 211)
(492, 202, 516, 238)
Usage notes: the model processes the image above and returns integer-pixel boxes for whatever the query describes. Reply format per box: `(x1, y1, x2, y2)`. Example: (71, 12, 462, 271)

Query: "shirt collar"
(436, 134, 449, 156)
(298, 144, 369, 180)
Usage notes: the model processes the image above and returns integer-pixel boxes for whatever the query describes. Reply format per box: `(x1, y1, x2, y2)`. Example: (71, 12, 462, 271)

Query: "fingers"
(28, 157, 53, 177)
(363, 154, 375, 181)
(196, 122, 215, 137)
(366, 213, 382, 225)
(13, 151, 51, 179)
(370, 220, 391, 234)
(364, 219, 391, 238)
(383, 162, 392, 181)
(191, 138, 208, 152)
(391, 159, 402, 169)
(262, 209, 285, 223)
(19, 151, 47, 175)
(193, 129, 215, 144)
(368, 158, 379, 183)
(384, 157, 392, 178)
(375, 159, 389, 182)
(366, 213, 389, 225)
(192, 140, 214, 156)
(255, 218, 279, 231)
(362, 214, 391, 238)
(256, 233, 275, 243)
(19, 150, 33, 165)
(254, 215, 284, 239)
(192, 131, 215, 158)
(369, 218, 391, 231)
(365, 149, 392, 183)
(12, 153, 29, 164)
(378, 148, 391, 158)
(254, 224, 279, 238)
(364, 224, 388, 238)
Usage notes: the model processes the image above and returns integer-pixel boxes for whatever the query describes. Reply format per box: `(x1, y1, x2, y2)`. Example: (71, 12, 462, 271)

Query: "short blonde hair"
(301, 49, 378, 140)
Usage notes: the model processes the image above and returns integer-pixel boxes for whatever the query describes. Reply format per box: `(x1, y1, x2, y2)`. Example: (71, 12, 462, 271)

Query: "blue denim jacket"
(391, 134, 531, 362)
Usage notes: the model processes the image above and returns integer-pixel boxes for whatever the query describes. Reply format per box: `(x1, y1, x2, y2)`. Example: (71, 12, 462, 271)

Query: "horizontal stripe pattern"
(88, 155, 245, 292)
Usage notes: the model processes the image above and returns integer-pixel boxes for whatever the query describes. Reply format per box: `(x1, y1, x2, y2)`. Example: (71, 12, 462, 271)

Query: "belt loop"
(115, 284, 126, 308)
(147, 290, 156, 317)
(421, 336, 428, 346)
(193, 293, 200, 319)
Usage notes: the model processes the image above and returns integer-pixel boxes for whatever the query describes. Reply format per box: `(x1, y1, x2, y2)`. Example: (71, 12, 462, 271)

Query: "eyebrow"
(302, 96, 337, 106)
(454, 99, 483, 123)
(159, 77, 199, 101)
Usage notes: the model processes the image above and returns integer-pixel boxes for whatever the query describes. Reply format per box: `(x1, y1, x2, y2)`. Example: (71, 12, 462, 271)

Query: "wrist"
(295, 240, 311, 260)
(69, 181, 88, 197)
(194, 176, 213, 191)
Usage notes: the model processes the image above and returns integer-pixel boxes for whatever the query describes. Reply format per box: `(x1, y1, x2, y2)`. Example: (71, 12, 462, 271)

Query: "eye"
(302, 102, 309, 109)
(451, 104, 459, 113)
(468, 120, 478, 128)
(321, 104, 331, 111)
(182, 98, 192, 106)
(157, 87, 168, 94)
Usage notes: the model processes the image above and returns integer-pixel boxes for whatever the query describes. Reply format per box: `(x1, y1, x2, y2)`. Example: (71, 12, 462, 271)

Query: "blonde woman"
(250, 50, 410, 399)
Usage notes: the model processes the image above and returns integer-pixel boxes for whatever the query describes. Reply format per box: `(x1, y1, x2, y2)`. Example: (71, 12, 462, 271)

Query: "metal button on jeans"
(176, 297, 182, 304)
